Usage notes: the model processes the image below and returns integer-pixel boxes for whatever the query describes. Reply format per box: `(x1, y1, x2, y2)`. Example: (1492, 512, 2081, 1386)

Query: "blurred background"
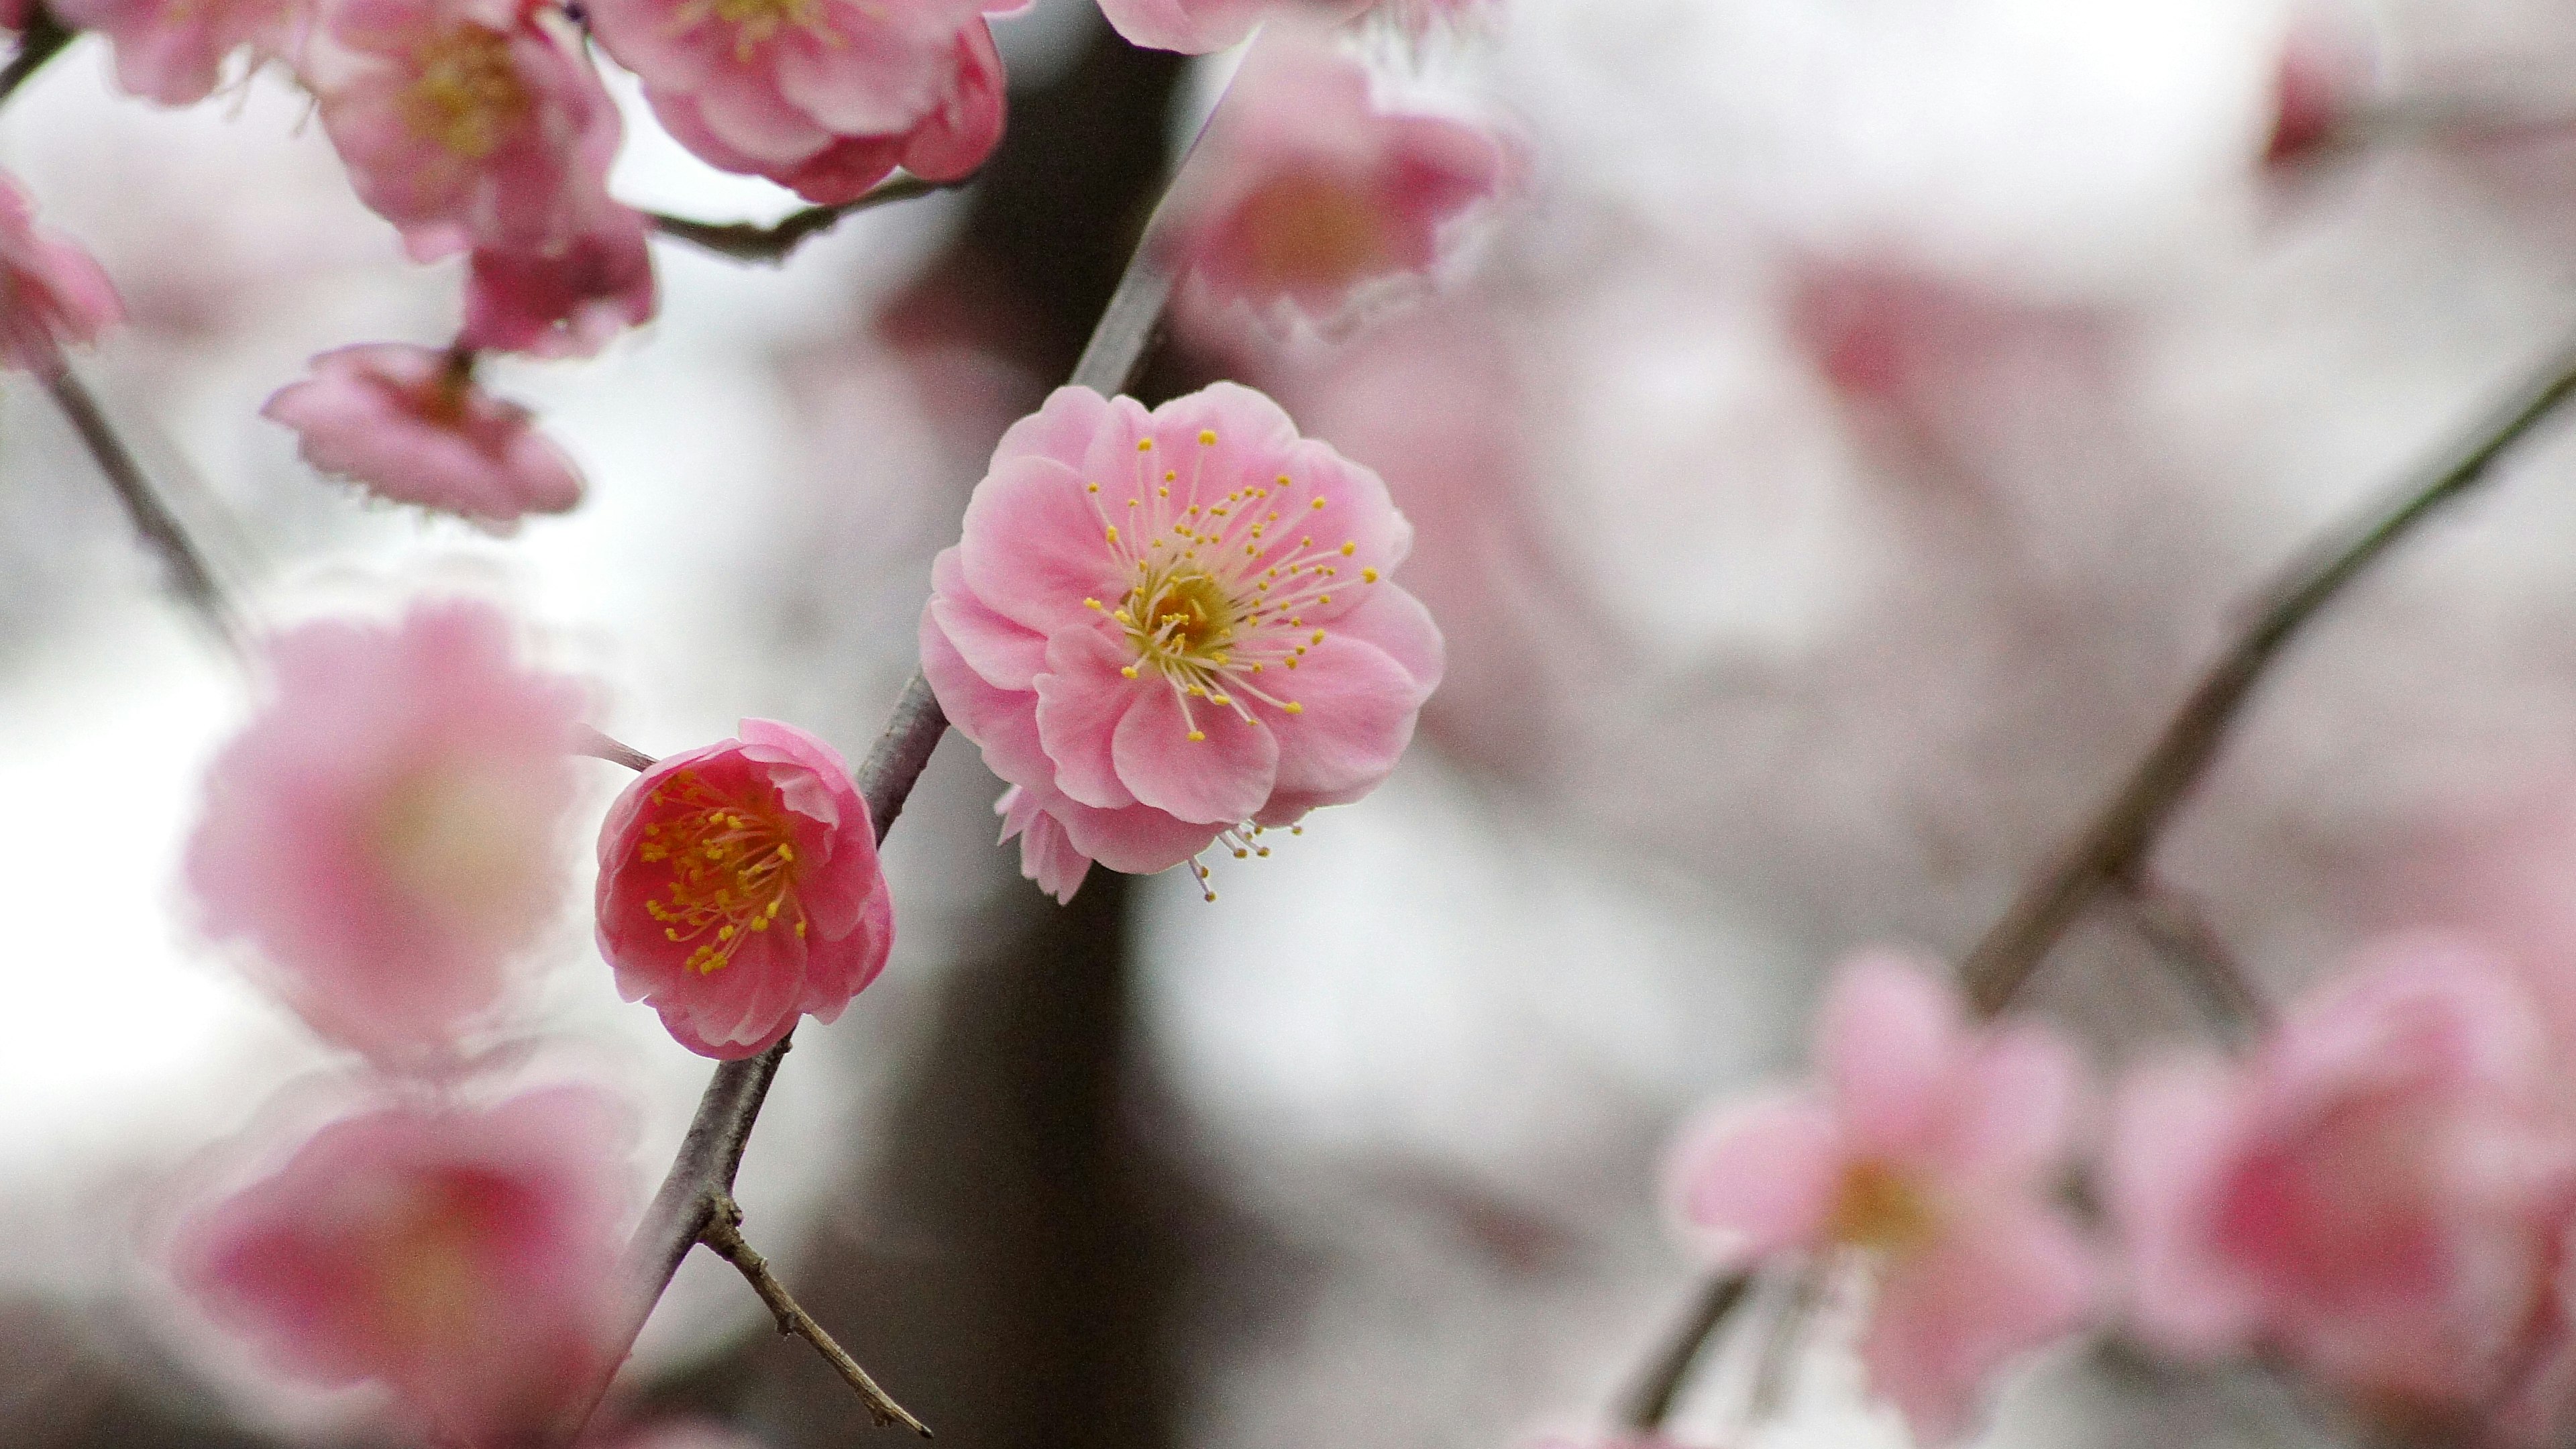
(12, 0, 2576, 1445)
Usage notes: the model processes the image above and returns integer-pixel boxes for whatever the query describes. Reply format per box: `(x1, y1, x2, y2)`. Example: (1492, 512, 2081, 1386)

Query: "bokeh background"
(9, 0, 2576, 1445)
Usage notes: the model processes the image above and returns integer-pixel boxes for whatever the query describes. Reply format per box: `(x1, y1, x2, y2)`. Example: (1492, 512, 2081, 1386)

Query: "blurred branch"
(1617, 1271, 1752, 1432)
(1741, 1261, 1825, 1430)
(1960, 334, 2576, 1016)
(41, 362, 248, 657)
(572, 723, 655, 772)
(645, 175, 963, 265)
(699, 1194, 930, 1436)
(0, 5, 72, 108)
(2106, 871, 2272, 1043)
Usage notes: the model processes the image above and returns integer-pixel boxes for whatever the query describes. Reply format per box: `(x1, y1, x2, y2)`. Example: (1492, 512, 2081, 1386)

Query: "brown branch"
(2107, 871, 2273, 1043)
(0, 5, 73, 109)
(41, 362, 247, 655)
(1616, 1271, 1752, 1432)
(699, 1193, 930, 1436)
(1960, 333, 2576, 1016)
(646, 175, 961, 265)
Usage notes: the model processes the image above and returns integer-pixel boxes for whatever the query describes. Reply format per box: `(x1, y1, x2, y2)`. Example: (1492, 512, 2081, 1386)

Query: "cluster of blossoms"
(1657, 940, 2576, 1446)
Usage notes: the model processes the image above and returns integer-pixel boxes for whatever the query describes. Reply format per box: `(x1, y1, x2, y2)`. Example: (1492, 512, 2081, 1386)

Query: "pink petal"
(1035, 623, 1146, 809)
(1665, 1089, 1844, 1263)
(1864, 1202, 2100, 1445)
(1819, 952, 1963, 1158)
(928, 547, 1049, 690)
(1260, 629, 1424, 802)
(918, 602, 1055, 793)
(2105, 1057, 2263, 1354)
(1111, 684, 1279, 825)
(957, 453, 1123, 634)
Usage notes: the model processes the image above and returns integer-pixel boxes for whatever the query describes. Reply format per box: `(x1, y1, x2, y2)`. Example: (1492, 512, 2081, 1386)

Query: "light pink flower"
(171, 1086, 630, 1446)
(584, 0, 996, 201)
(1670, 953, 2100, 1444)
(186, 598, 587, 1060)
(643, 15, 1006, 205)
(314, 0, 621, 261)
(596, 719, 894, 1059)
(1167, 34, 1503, 330)
(0, 169, 121, 372)
(460, 202, 656, 359)
(262, 343, 584, 525)
(920, 382, 1442, 902)
(2110, 936, 2576, 1428)
(52, 0, 302, 105)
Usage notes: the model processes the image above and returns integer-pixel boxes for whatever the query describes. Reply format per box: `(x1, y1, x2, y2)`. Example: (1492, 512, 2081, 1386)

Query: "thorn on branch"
(698, 1195, 932, 1438)
(646, 174, 962, 264)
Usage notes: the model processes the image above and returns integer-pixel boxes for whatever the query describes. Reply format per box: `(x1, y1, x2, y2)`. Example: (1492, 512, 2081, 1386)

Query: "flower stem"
(42, 362, 247, 656)
(1617, 1270, 1752, 1432)
(700, 1193, 931, 1437)
(646, 175, 963, 266)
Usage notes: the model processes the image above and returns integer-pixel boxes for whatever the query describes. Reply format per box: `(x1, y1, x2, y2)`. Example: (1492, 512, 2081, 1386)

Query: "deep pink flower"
(2110, 936, 2576, 1428)
(1166, 34, 1503, 330)
(584, 0, 997, 203)
(920, 382, 1442, 902)
(52, 0, 302, 105)
(186, 598, 587, 1060)
(0, 170, 121, 372)
(596, 719, 893, 1059)
(313, 0, 621, 261)
(1670, 953, 2100, 1444)
(171, 1087, 630, 1446)
(644, 15, 1006, 205)
(460, 202, 657, 359)
(262, 343, 585, 525)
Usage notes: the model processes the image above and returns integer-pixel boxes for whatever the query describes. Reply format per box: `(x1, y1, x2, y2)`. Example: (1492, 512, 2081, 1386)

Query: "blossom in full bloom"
(171, 1087, 631, 1445)
(596, 719, 894, 1059)
(52, 0, 303, 105)
(1669, 953, 2101, 1444)
(460, 202, 657, 360)
(186, 597, 587, 1059)
(2110, 935, 2576, 1434)
(584, 0, 1000, 205)
(0, 169, 121, 372)
(642, 15, 1007, 205)
(920, 382, 1442, 902)
(262, 343, 585, 525)
(1167, 33, 1504, 331)
(312, 0, 621, 261)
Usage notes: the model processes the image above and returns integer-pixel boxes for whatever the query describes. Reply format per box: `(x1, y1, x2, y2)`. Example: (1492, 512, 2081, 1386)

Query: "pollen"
(1199, 430, 1218, 445)
(634, 769, 806, 977)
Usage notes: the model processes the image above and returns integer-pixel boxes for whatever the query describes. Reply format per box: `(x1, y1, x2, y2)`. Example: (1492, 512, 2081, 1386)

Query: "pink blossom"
(920, 382, 1442, 902)
(643, 16, 1006, 205)
(171, 1086, 630, 1446)
(0, 169, 121, 372)
(313, 0, 621, 261)
(1670, 953, 2100, 1444)
(52, 0, 302, 105)
(186, 597, 587, 1060)
(1166, 34, 1504, 330)
(596, 719, 894, 1059)
(1094, 0, 1364, 54)
(2109, 936, 2576, 1430)
(460, 202, 657, 359)
(583, 0, 996, 203)
(262, 343, 585, 525)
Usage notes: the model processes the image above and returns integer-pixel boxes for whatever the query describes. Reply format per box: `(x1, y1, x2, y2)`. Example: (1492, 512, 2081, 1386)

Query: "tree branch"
(645, 176, 961, 265)
(1959, 333, 2576, 1015)
(41, 362, 247, 656)
(571, 723, 656, 773)
(2107, 871, 2272, 1043)
(1616, 1271, 1752, 1432)
(699, 1193, 930, 1436)
(0, 4, 73, 109)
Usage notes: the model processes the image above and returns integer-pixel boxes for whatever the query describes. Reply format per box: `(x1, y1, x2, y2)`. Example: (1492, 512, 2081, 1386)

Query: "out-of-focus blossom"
(1094, 0, 1362, 54)
(172, 1087, 631, 1446)
(460, 203, 657, 359)
(920, 382, 1442, 902)
(1169, 34, 1503, 331)
(2263, 6, 2375, 166)
(2110, 936, 2576, 1434)
(53, 0, 301, 105)
(313, 0, 621, 261)
(186, 597, 587, 1059)
(262, 343, 586, 525)
(584, 0, 998, 205)
(0, 169, 121, 372)
(596, 719, 893, 1059)
(1670, 953, 2099, 1444)
(644, 16, 1006, 205)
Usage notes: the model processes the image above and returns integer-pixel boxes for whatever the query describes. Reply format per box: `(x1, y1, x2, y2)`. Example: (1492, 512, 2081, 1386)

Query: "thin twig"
(1960, 333, 2576, 1016)
(2107, 871, 2273, 1043)
(1616, 1271, 1752, 1432)
(1741, 1261, 1825, 1430)
(646, 175, 959, 265)
(41, 363, 247, 655)
(571, 722, 655, 772)
(699, 1194, 930, 1436)
(0, 4, 73, 108)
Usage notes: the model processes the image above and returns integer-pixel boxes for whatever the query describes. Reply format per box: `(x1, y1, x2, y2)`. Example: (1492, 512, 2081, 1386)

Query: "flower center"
(672, 0, 831, 59)
(1823, 1159, 1939, 1254)
(636, 769, 807, 975)
(1126, 567, 1236, 664)
(1232, 169, 1395, 292)
(401, 23, 531, 160)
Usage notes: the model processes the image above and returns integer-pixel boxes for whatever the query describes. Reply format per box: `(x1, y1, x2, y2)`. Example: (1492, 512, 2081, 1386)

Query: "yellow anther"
(1084, 597, 1104, 610)
(1121, 665, 1138, 678)
(1340, 542, 1356, 556)
(1086, 482, 1100, 493)
(1138, 438, 1155, 451)
(1188, 730, 1207, 742)
(1284, 702, 1304, 714)
(1311, 498, 1326, 510)
(1362, 568, 1379, 583)
(1106, 525, 1120, 543)
(1199, 429, 1218, 445)
(1310, 630, 1325, 644)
